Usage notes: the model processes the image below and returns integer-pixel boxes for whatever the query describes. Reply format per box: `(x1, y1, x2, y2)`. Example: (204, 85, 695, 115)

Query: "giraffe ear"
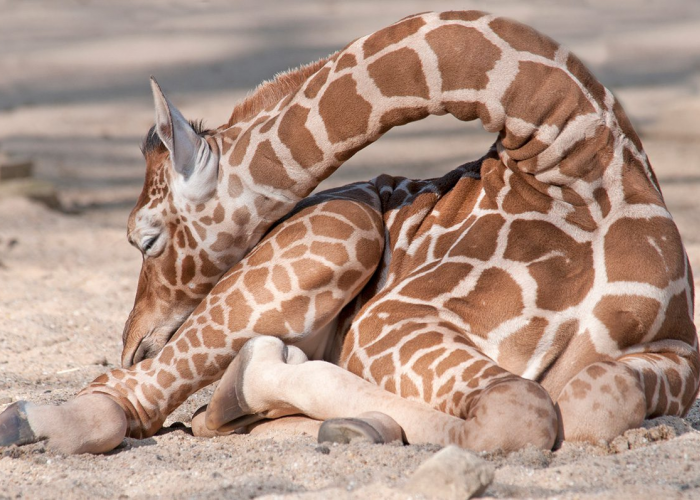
(150, 77, 218, 202)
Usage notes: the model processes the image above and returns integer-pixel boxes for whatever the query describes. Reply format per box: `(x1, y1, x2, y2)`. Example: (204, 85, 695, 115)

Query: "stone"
(403, 445, 494, 499)
(0, 153, 33, 181)
(0, 178, 61, 210)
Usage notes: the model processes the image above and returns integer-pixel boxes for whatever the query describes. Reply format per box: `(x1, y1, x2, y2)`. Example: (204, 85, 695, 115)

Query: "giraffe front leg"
(88, 197, 386, 447)
(557, 341, 700, 444)
(0, 394, 126, 454)
(2, 196, 384, 453)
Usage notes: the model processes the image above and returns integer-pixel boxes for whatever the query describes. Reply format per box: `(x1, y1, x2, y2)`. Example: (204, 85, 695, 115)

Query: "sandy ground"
(1, 0, 700, 498)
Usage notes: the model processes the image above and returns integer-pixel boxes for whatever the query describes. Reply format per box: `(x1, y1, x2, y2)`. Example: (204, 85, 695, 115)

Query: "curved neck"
(219, 11, 658, 210)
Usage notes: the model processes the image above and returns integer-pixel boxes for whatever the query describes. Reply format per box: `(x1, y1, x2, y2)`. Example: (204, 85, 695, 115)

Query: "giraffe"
(1, 10, 698, 455)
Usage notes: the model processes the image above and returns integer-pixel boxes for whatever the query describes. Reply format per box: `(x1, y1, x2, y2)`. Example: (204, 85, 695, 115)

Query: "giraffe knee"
(465, 378, 558, 452)
(558, 361, 646, 444)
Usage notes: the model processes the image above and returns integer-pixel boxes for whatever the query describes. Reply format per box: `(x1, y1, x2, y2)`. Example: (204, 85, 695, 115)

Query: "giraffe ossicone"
(0, 10, 697, 454)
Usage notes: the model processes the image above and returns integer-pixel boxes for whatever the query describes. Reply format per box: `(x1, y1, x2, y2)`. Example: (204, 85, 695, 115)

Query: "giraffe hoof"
(318, 418, 385, 444)
(191, 405, 219, 437)
(0, 402, 39, 448)
(319, 412, 404, 445)
(192, 404, 259, 437)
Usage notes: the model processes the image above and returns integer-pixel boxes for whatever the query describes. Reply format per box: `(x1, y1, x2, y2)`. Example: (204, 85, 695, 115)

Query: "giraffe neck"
(217, 11, 657, 224)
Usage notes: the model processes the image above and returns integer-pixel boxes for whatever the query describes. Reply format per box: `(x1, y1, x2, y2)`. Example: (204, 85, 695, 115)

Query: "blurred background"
(1, 0, 699, 208)
(0, 0, 699, 358)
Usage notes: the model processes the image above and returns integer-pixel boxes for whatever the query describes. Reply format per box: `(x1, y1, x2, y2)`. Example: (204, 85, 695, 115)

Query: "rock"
(0, 153, 33, 181)
(642, 416, 694, 436)
(403, 445, 494, 499)
(608, 419, 694, 453)
(0, 178, 61, 210)
(92, 357, 109, 367)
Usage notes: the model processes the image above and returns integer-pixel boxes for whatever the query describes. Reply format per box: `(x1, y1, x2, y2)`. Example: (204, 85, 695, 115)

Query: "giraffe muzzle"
(121, 311, 186, 368)
(122, 327, 165, 368)
(121, 335, 147, 368)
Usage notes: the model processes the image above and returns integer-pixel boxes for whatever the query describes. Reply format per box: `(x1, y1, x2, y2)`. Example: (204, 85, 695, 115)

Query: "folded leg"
(207, 331, 558, 452)
(558, 340, 700, 443)
(0, 196, 384, 453)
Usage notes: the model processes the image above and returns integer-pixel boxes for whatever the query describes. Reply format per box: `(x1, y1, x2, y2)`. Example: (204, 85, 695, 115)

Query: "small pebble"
(404, 445, 494, 499)
(93, 357, 109, 366)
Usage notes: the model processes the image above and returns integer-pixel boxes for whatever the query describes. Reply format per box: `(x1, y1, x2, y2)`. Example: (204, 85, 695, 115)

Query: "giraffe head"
(121, 79, 284, 367)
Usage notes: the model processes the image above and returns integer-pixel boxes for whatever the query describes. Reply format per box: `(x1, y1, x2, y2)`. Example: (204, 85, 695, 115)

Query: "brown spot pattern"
(379, 106, 430, 134)
(363, 17, 426, 59)
(368, 48, 429, 99)
(249, 140, 295, 191)
(319, 75, 372, 144)
(605, 217, 684, 288)
(505, 220, 594, 311)
(279, 104, 323, 169)
(439, 11, 485, 22)
(304, 67, 331, 99)
(426, 25, 500, 91)
(335, 53, 357, 71)
(445, 267, 524, 337)
(489, 18, 558, 59)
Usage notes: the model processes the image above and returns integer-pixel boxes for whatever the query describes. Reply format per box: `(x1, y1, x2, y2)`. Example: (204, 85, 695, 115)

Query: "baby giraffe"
(1, 11, 697, 454)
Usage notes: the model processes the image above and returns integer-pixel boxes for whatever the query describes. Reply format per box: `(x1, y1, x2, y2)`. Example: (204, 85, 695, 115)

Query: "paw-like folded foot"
(205, 341, 267, 432)
(0, 402, 40, 448)
(205, 337, 307, 433)
(318, 411, 404, 445)
(193, 403, 265, 436)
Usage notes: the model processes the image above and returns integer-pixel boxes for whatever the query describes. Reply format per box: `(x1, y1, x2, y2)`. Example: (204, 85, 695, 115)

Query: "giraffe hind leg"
(204, 338, 308, 433)
(344, 318, 560, 452)
(557, 361, 646, 444)
(557, 345, 699, 444)
(204, 336, 430, 443)
(207, 342, 403, 444)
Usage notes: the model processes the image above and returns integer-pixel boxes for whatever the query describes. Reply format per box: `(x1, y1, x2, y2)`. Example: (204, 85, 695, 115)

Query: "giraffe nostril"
(131, 338, 150, 367)
(121, 336, 148, 369)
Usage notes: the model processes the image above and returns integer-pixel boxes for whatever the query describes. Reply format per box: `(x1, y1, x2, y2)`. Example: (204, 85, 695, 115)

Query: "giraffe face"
(120, 80, 276, 367)
(121, 143, 219, 367)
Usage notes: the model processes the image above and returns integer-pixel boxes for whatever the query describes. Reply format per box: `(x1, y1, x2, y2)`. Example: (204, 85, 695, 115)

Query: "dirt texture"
(1, 0, 700, 498)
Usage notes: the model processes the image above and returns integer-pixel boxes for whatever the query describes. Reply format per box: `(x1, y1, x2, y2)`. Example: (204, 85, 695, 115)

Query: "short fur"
(227, 56, 334, 126)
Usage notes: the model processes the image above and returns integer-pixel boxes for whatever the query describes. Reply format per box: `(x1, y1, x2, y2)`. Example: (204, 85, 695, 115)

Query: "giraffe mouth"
(122, 326, 178, 368)
(131, 337, 152, 367)
(121, 335, 150, 369)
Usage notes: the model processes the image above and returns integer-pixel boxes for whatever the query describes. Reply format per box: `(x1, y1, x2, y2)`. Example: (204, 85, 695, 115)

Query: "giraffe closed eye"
(142, 235, 160, 254)
(136, 232, 165, 257)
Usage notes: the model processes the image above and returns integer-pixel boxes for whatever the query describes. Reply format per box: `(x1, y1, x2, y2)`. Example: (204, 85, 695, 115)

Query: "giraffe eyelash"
(141, 235, 160, 254)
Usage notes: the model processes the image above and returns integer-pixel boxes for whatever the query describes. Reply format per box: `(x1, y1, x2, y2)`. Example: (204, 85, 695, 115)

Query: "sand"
(1, 0, 700, 498)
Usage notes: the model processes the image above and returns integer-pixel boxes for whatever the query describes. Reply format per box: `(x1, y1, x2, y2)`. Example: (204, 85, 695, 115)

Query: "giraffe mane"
(227, 54, 335, 126)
